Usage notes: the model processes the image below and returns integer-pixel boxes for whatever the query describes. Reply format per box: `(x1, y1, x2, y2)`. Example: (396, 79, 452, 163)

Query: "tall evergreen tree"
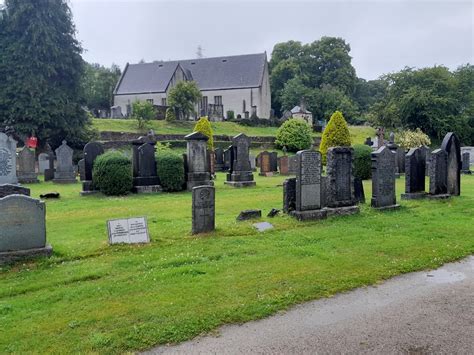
(0, 0, 91, 147)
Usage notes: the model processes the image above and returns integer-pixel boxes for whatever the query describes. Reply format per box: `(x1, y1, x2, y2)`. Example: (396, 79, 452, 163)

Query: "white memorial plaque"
(107, 217, 149, 244)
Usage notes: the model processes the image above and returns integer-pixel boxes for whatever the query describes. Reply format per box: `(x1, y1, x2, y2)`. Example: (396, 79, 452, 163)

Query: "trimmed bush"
(165, 107, 176, 122)
(396, 128, 431, 149)
(132, 101, 156, 130)
(353, 144, 372, 180)
(93, 151, 132, 196)
(319, 111, 351, 163)
(275, 118, 313, 152)
(157, 150, 185, 192)
(193, 116, 214, 150)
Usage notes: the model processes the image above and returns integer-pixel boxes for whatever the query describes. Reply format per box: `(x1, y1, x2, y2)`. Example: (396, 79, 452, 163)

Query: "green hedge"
(93, 151, 133, 195)
(353, 144, 372, 180)
(157, 150, 185, 192)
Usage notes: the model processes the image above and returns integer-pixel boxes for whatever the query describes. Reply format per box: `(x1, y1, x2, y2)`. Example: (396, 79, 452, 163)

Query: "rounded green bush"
(157, 150, 185, 192)
(353, 144, 373, 180)
(93, 151, 133, 196)
(275, 118, 313, 152)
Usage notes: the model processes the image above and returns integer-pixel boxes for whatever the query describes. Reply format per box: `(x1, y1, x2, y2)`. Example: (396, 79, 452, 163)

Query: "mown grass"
(0, 174, 472, 353)
(93, 119, 375, 144)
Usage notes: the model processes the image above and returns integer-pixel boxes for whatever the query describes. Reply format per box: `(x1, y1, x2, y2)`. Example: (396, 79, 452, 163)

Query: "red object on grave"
(27, 136, 38, 149)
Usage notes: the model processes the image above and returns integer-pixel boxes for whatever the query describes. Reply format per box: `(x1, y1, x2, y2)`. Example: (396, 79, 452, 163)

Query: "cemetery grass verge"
(0, 174, 473, 353)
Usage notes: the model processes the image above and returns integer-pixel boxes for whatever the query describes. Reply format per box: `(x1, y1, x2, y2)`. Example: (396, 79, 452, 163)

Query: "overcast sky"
(14, 0, 474, 80)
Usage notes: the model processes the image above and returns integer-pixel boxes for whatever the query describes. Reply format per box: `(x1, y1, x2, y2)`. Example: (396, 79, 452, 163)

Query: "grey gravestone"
(78, 159, 85, 181)
(401, 147, 427, 199)
(44, 143, 55, 181)
(0, 184, 30, 198)
(253, 222, 274, 232)
(133, 142, 161, 192)
(185, 132, 212, 191)
(288, 155, 298, 174)
(420, 145, 431, 177)
(441, 132, 461, 196)
(270, 152, 278, 172)
(237, 209, 261, 221)
(107, 217, 149, 244)
(38, 153, 49, 174)
(223, 146, 232, 171)
(17, 147, 39, 183)
(214, 147, 224, 171)
(397, 149, 406, 174)
(53, 140, 76, 183)
(386, 133, 400, 177)
(428, 149, 449, 198)
(225, 133, 255, 187)
(371, 146, 399, 209)
(249, 154, 256, 171)
(192, 185, 215, 234)
(82, 142, 104, 194)
(283, 178, 296, 213)
(0, 132, 18, 184)
(326, 147, 356, 208)
(461, 152, 471, 174)
(354, 177, 365, 204)
(0, 195, 52, 264)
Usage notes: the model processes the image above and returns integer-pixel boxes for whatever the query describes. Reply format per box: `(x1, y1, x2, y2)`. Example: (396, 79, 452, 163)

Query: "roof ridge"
(133, 52, 266, 66)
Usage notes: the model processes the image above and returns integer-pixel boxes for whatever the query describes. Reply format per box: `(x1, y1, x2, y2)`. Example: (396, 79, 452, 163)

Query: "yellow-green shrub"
(319, 111, 351, 163)
(193, 116, 214, 150)
(396, 128, 431, 149)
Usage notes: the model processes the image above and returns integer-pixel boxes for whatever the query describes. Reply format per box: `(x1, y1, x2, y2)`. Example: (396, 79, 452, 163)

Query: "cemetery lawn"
(1, 174, 473, 353)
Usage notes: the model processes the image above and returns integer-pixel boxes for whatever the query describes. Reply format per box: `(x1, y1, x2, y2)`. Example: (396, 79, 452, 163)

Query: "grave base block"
(290, 209, 327, 221)
(18, 176, 39, 184)
(53, 178, 77, 184)
(0, 245, 53, 265)
(259, 172, 277, 177)
(224, 181, 256, 188)
(372, 204, 401, 211)
(461, 170, 472, 175)
(325, 205, 360, 217)
(426, 194, 451, 200)
(401, 192, 427, 200)
(134, 185, 162, 194)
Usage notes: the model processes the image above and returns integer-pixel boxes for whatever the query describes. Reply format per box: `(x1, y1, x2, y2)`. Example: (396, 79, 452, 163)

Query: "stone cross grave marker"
(371, 146, 398, 209)
(0, 132, 18, 185)
(17, 147, 39, 183)
(107, 217, 149, 244)
(192, 185, 215, 234)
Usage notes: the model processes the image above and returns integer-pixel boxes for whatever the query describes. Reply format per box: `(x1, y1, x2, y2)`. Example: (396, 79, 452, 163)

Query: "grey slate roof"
(115, 53, 267, 95)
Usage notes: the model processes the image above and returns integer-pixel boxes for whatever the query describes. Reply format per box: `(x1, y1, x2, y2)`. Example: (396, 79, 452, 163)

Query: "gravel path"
(148, 256, 474, 354)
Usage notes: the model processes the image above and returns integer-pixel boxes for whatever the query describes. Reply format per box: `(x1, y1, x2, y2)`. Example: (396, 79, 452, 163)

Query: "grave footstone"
(441, 132, 461, 195)
(17, 147, 39, 183)
(401, 147, 426, 199)
(107, 217, 149, 244)
(461, 152, 471, 174)
(237, 209, 261, 221)
(371, 146, 399, 209)
(283, 178, 296, 213)
(0, 184, 30, 198)
(0, 195, 52, 264)
(53, 140, 76, 183)
(428, 149, 450, 199)
(185, 132, 212, 191)
(253, 222, 273, 232)
(225, 133, 256, 187)
(0, 132, 18, 184)
(38, 153, 49, 174)
(192, 185, 215, 234)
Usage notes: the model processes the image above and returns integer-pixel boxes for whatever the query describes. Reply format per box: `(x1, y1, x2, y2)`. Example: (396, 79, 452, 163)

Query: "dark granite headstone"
(214, 147, 224, 171)
(0, 184, 30, 198)
(17, 147, 39, 183)
(461, 152, 471, 174)
(354, 177, 365, 204)
(441, 132, 461, 195)
(78, 159, 86, 181)
(401, 147, 426, 199)
(43, 143, 55, 182)
(371, 146, 398, 209)
(283, 178, 296, 213)
(397, 149, 406, 174)
(0, 195, 52, 264)
(53, 140, 76, 183)
(326, 147, 356, 208)
(420, 145, 431, 177)
(428, 149, 449, 197)
(223, 146, 232, 172)
(0, 132, 18, 184)
(185, 132, 212, 190)
(84, 142, 104, 181)
(132, 142, 161, 192)
(192, 185, 215, 234)
(269, 152, 278, 172)
(225, 133, 255, 187)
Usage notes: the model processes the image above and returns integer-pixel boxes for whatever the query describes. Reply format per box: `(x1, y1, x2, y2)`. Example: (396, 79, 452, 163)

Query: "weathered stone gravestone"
(0, 132, 18, 185)
(53, 140, 76, 183)
(386, 132, 400, 177)
(214, 147, 224, 171)
(17, 147, 39, 183)
(354, 177, 365, 204)
(38, 153, 49, 174)
(43, 143, 55, 181)
(420, 145, 431, 177)
(396, 149, 406, 174)
(428, 149, 449, 199)
(0, 184, 30, 198)
(283, 177, 296, 213)
(0, 195, 52, 264)
(185, 132, 212, 190)
(401, 147, 426, 199)
(223, 146, 232, 171)
(288, 155, 298, 174)
(249, 154, 256, 171)
(78, 159, 85, 181)
(192, 185, 215, 234)
(290, 150, 326, 220)
(461, 152, 471, 174)
(81, 142, 104, 194)
(278, 155, 290, 175)
(325, 147, 358, 209)
(107, 217, 149, 244)
(225, 133, 255, 187)
(131, 133, 161, 193)
(371, 146, 399, 209)
(259, 151, 272, 176)
(441, 132, 461, 196)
